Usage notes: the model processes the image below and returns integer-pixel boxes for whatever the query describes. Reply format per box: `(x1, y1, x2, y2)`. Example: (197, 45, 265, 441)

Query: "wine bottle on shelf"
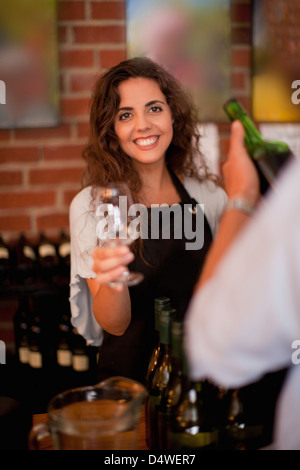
(158, 316, 184, 450)
(57, 231, 71, 283)
(71, 327, 91, 386)
(36, 233, 59, 283)
(56, 310, 73, 370)
(168, 354, 219, 450)
(14, 233, 38, 286)
(146, 297, 171, 388)
(145, 306, 176, 450)
(28, 308, 43, 371)
(14, 294, 31, 367)
(0, 235, 11, 287)
(223, 98, 293, 194)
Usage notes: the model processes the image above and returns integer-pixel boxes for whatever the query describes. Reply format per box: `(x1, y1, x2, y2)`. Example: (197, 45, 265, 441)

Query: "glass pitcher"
(29, 376, 147, 450)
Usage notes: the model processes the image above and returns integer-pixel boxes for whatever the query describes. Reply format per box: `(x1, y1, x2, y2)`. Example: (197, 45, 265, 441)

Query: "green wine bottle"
(146, 297, 170, 388)
(223, 98, 293, 194)
(145, 306, 175, 450)
(158, 317, 184, 450)
(219, 385, 266, 450)
(168, 354, 219, 450)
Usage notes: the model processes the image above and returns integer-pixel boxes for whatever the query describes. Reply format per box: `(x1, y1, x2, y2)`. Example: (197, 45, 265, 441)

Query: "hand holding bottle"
(222, 120, 260, 207)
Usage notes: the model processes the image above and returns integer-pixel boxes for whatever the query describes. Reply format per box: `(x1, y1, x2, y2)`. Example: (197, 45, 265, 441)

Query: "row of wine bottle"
(0, 231, 70, 288)
(14, 288, 97, 387)
(144, 297, 276, 451)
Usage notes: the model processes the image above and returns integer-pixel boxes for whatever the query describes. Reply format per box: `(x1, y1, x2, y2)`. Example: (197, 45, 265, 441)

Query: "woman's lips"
(133, 135, 159, 149)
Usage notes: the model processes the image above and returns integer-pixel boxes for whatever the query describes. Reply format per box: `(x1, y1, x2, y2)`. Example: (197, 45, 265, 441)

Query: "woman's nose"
(135, 113, 151, 132)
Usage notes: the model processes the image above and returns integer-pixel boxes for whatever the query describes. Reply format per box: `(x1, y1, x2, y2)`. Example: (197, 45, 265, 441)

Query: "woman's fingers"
(91, 245, 134, 286)
(93, 250, 134, 273)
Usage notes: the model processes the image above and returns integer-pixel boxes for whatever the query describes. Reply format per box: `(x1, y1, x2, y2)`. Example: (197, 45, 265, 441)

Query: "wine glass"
(95, 182, 144, 287)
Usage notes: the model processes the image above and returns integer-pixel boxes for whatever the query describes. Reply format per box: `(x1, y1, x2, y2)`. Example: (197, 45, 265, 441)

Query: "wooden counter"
(31, 405, 148, 450)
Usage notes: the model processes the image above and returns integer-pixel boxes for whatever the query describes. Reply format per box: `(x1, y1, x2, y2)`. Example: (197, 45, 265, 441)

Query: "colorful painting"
(252, 0, 300, 122)
(126, 0, 231, 122)
(0, 0, 60, 128)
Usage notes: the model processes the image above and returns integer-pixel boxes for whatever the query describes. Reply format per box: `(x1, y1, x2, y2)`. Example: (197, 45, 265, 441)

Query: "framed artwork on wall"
(0, 0, 60, 129)
(252, 0, 300, 122)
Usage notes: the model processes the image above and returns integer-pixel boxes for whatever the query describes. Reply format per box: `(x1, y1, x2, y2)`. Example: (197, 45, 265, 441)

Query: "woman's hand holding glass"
(93, 183, 144, 289)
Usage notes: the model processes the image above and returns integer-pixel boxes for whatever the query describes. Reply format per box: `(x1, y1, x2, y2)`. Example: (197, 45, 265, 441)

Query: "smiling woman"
(114, 78, 173, 170)
(69, 57, 227, 383)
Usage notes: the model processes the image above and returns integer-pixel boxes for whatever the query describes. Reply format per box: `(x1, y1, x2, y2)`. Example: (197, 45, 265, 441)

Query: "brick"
(0, 171, 22, 186)
(59, 49, 94, 68)
(0, 191, 56, 209)
(0, 215, 31, 232)
(29, 167, 83, 185)
(36, 212, 70, 231)
(99, 49, 126, 68)
(0, 147, 39, 164)
(77, 121, 90, 138)
(70, 73, 98, 93)
(61, 97, 91, 118)
(220, 135, 230, 159)
(91, 1, 126, 20)
(73, 25, 126, 44)
(231, 3, 251, 22)
(43, 144, 85, 161)
(14, 124, 71, 141)
(231, 71, 246, 89)
(58, 26, 68, 43)
(231, 48, 251, 67)
(231, 26, 252, 44)
(58, 1, 85, 21)
(0, 130, 10, 142)
(64, 189, 80, 206)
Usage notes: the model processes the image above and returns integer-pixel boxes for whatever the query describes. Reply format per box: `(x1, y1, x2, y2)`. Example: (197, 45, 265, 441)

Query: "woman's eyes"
(119, 112, 132, 121)
(118, 106, 162, 121)
(149, 106, 162, 113)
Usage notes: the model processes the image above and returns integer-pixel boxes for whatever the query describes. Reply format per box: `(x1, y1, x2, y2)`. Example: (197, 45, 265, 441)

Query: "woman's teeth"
(134, 136, 159, 147)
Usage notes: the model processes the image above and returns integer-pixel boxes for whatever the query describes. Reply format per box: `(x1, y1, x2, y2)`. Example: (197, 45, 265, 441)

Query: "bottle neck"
(224, 100, 263, 150)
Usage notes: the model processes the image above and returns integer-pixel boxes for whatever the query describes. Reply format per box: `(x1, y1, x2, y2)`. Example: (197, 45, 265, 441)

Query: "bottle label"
(19, 346, 29, 364)
(58, 242, 70, 258)
(29, 350, 43, 368)
(38, 244, 56, 258)
(0, 247, 9, 260)
(57, 349, 72, 367)
(73, 354, 89, 372)
(23, 245, 36, 261)
(169, 429, 218, 449)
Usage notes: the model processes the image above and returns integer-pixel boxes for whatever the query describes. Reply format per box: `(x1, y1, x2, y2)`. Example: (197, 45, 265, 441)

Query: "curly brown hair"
(82, 57, 213, 200)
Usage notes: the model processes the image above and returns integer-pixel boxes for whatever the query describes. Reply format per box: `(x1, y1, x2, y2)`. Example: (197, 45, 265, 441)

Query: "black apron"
(97, 169, 213, 384)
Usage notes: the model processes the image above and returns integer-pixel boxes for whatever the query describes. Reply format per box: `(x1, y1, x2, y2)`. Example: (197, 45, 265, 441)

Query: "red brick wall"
(0, 0, 251, 243)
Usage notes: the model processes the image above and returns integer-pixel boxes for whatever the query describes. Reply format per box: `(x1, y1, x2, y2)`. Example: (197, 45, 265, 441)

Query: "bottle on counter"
(167, 354, 219, 450)
(145, 306, 176, 450)
(157, 316, 184, 450)
(146, 297, 171, 388)
(223, 98, 293, 194)
(218, 385, 266, 450)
